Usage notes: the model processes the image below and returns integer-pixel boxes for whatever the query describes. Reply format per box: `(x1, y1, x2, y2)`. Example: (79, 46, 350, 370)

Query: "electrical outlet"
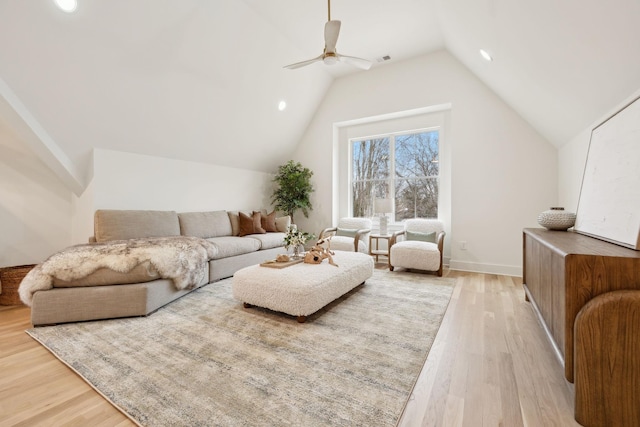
(460, 241, 467, 250)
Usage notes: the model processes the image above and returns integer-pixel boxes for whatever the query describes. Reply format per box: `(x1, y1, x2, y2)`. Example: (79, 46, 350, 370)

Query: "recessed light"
(479, 49, 493, 62)
(54, 0, 77, 13)
(278, 100, 287, 111)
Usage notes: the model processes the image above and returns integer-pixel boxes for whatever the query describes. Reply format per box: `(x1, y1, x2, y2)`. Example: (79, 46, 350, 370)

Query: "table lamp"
(374, 198, 392, 235)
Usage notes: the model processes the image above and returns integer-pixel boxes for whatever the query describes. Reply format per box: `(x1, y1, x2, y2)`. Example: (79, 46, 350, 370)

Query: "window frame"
(348, 126, 441, 223)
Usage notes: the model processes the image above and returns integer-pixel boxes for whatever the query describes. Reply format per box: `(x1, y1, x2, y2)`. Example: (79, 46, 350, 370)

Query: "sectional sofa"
(23, 209, 290, 326)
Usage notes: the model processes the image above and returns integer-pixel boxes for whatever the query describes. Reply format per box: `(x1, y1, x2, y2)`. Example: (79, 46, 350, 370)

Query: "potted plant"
(271, 160, 314, 225)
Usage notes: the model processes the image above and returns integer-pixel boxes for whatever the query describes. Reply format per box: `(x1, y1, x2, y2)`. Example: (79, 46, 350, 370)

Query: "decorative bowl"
(537, 207, 576, 231)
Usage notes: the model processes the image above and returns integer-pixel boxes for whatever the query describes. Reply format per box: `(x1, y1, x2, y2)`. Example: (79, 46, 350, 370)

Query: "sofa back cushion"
(178, 211, 232, 238)
(94, 210, 181, 242)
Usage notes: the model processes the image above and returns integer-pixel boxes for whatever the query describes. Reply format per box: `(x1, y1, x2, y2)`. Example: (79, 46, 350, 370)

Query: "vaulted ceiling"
(1, 0, 639, 194)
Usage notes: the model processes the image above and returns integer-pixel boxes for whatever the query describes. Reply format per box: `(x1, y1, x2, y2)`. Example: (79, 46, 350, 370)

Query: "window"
(351, 129, 439, 221)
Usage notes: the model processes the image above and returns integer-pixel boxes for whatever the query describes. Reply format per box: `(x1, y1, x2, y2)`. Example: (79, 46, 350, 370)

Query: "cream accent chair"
(389, 219, 445, 276)
(319, 217, 372, 253)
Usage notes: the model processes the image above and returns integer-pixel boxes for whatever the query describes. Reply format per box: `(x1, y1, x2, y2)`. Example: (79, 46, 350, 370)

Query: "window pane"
(352, 181, 389, 217)
(395, 178, 438, 220)
(394, 131, 439, 221)
(352, 138, 390, 181)
(352, 138, 390, 217)
(350, 130, 439, 221)
(395, 131, 439, 178)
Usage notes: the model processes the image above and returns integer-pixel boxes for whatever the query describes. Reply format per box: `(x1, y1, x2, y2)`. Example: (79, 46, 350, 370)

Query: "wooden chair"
(319, 217, 372, 253)
(388, 219, 445, 276)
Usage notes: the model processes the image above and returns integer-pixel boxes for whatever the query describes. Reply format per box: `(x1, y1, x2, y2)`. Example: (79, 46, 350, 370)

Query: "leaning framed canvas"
(574, 95, 640, 250)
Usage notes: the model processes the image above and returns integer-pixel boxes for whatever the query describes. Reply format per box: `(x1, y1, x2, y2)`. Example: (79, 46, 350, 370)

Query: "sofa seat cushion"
(330, 236, 369, 253)
(52, 261, 161, 288)
(389, 241, 441, 271)
(245, 232, 286, 250)
(178, 211, 232, 238)
(206, 236, 261, 259)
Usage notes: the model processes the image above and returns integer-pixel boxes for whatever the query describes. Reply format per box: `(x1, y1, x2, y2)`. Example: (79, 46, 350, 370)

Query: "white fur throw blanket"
(19, 236, 217, 306)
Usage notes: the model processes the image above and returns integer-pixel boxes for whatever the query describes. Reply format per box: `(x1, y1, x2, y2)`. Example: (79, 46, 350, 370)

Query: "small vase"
(292, 245, 302, 259)
(537, 207, 576, 231)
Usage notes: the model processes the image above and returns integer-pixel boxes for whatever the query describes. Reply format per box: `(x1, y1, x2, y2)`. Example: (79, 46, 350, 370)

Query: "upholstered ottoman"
(232, 251, 374, 322)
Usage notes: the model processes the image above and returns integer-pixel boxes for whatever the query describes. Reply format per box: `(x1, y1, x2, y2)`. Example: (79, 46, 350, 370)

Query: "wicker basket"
(0, 264, 36, 306)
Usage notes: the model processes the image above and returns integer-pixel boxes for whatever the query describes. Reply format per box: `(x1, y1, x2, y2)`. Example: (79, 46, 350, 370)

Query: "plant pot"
(0, 264, 36, 305)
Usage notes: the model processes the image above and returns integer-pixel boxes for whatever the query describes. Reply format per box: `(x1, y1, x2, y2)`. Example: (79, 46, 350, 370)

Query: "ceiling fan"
(284, 0, 373, 71)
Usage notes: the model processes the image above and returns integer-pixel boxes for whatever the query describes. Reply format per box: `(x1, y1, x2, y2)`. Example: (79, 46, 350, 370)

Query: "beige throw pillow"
(275, 215, 291, 232)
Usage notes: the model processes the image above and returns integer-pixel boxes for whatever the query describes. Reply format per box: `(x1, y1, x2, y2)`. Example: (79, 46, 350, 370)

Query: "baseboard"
(448, 260, 522, 277)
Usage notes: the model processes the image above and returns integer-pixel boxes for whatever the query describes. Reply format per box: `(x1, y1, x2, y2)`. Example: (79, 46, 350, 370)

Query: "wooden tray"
(260, 258, 303, 269)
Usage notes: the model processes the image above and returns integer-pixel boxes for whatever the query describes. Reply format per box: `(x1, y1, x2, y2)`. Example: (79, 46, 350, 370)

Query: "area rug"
(26, 269, 454, 427)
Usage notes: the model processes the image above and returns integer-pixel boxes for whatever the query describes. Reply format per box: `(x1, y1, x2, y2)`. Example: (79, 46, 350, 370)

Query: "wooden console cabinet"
(522, 228, 640, 383)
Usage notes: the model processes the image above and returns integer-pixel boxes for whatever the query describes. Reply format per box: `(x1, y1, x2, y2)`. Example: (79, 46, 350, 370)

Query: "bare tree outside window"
(395, 132, 439, 219)
(351, 130, 439, 220)
(352, 138, 389, 217)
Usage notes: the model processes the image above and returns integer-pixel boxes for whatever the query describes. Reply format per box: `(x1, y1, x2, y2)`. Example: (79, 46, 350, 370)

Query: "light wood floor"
(0, 267, 581, 426)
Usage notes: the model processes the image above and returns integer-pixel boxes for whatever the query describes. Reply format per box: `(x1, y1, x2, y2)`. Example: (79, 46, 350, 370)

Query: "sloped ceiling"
(436, 0, 640, 145)
(0, 0, 639, 193)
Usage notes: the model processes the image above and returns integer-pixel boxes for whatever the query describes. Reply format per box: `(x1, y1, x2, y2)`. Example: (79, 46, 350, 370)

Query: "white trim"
(332, 104, 453, 263)
(333, 104, 453, 128)
(331, 103, 452, 224)
(449, 259, 522, 277)
(348, 127, 441, 221)
(0, 76, 85, 195)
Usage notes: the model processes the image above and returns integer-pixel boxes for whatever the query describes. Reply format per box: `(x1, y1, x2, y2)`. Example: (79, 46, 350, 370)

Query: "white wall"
(293, 50, 557, 276)
(558, 128, 590, 212)
(0, 120, 73, 267)
(67, 149, 277, 242)
(0, 140, 280, 266)
(92, 148, 274, 210)
(559, 88, 640, 212)
(71, 177, 95, 244)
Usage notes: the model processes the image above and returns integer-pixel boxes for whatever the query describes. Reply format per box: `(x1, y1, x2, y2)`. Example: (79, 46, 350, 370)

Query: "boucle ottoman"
(232, 251, 374, 322)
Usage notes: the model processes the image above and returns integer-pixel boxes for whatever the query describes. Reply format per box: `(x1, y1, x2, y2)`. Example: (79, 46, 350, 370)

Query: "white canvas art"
(575, 96, 640, 250)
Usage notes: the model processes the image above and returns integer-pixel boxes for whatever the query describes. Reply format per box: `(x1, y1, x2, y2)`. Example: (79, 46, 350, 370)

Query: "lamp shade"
(374, 198, 392, 214)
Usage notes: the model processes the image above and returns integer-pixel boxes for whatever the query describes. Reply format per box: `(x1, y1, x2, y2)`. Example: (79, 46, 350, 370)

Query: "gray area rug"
(27, 269, 454, 427)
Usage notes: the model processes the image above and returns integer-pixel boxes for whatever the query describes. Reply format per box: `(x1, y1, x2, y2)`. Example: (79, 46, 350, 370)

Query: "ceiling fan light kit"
(54, 0, 77, 13)
(284, 0, 372, 71)
(323, 54, 338, 65)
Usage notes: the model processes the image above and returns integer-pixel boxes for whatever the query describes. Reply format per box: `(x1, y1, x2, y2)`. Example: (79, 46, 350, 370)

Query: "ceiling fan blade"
(283, 54, 324, 70)
(338, 54, 373, 70)
(324, 20, 341, 53)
